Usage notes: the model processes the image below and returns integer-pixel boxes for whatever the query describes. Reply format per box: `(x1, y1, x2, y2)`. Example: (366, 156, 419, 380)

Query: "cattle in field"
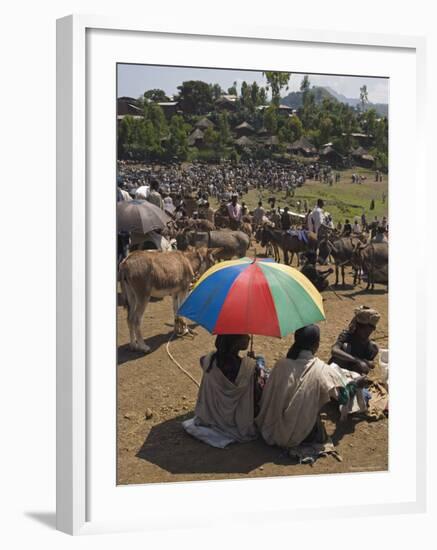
(351, 242, 388, 291)
(119, 247, 219, 353)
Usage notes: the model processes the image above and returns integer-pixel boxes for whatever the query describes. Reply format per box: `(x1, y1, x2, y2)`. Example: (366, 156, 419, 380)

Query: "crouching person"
(300, 251, 333, 292)
(329, 306, 380, 375)
(183, 334, 268, 448)
(256, 325, 362, 452)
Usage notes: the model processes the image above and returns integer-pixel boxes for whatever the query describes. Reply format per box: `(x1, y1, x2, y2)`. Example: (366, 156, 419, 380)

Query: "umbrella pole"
(250, 334, 254, 355)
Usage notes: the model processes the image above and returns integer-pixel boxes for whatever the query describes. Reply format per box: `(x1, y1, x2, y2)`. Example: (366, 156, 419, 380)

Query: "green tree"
(147, 103, 168, 138)
(263, 71, 291, 105)
(278, 115, 303, 143)
(360, 85, 369, 112)
(143, 89, 169, 102)
(217, 112, 231, 146)
(299, 75, 316, 130)
(166, 115, 190, 160)
(210, 83, 223, 101)
(300, 75, 310, 95)
(363, 107, 377, 136)
(227, 81, 238, 96)
(374, 117, 388, 154)
(251, 81, 260, 106)
(176, 80, 214, 115)
(259, 87, 267, 105)
(264, 105, 278, 134)
(241, 81, 251, 106)
(319, 116, 334, 144)
(203, 126, 220, 147)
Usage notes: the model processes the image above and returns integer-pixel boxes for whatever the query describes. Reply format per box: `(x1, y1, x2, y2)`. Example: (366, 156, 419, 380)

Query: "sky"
(117, 64, 389, 104)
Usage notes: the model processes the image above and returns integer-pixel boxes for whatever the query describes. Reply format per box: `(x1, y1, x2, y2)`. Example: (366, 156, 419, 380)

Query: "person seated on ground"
(190, 334, 268, 443)
(329, 306, 380, 375)
(256, 325, 365, 450)
(300, 251, 333, 292)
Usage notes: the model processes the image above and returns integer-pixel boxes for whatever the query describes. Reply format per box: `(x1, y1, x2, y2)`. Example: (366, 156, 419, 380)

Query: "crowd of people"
(117, 160, 388, 297)
(185, 306, 382, 453)
(117, 158, 340, 204)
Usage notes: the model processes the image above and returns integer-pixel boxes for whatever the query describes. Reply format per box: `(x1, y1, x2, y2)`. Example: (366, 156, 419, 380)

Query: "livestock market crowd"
(117, 159, 389, 464)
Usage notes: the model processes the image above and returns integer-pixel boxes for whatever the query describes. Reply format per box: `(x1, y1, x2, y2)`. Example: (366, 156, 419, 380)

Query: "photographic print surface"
(116, 64, 389, 485)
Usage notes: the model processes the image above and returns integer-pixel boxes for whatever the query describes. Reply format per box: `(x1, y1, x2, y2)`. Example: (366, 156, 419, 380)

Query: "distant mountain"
(281, 86, 388, 117)
(281, 86, 334, 109)
(324, 87, 388, 117)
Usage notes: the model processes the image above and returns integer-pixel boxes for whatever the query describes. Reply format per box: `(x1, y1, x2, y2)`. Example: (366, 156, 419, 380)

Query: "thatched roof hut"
(188, 128, 205, 147)
(319, 146, 345, 167)
(351, 146, 375, 168)
(215, 94, 237, 111)
(257, 127, 269, 137)
(352, 146, 369, 157)
(235, 135, 255, 148)
(288, 136, 317, 156)
(234, 121, 255, 137)
(263, 135, 279, 147)
(195, 117, 214, 130)
(117, 97, 143, 119)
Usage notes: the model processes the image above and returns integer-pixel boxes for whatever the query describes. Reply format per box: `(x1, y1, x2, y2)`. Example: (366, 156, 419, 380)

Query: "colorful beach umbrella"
(178, 257, 325, 338)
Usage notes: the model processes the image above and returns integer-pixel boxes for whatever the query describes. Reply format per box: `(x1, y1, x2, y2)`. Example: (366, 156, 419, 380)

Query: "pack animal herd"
(119, 213, 388, 353)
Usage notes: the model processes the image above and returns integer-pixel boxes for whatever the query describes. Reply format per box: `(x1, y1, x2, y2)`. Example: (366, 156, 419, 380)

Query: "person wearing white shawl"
(256, 325, 362, 449)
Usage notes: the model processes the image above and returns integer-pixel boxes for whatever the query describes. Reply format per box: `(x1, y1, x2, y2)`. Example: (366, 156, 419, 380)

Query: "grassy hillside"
(211, 167, 388, 224)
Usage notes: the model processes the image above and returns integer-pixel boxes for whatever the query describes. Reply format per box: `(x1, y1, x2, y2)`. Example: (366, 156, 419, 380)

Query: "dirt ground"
(117, 252, 388, 485)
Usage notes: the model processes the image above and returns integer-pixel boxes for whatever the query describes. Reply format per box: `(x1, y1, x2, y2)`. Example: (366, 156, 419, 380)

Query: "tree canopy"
(117, 73, 388, 171)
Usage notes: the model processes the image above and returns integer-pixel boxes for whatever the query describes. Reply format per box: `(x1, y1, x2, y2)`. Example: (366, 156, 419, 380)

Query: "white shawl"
(256, 351, 342, 448)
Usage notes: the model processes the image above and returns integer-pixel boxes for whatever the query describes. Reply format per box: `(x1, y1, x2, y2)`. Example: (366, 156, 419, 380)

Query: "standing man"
(281, 206, 292, 231)
(227, 193, 243, 229)
(147, 180, 164, 209)
(309, 199, 325, 236)
(253, 201, 266, 227)
(203, 201, 215, 225)
(370, 216, 379, 239)
(352, 218, 362, 235)
(342, 219, 352, 236)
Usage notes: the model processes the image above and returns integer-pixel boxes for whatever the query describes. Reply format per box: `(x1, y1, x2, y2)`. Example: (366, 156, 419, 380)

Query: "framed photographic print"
(56, 15, 427, 535)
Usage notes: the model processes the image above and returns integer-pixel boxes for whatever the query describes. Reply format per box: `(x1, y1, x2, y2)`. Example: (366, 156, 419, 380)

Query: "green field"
(211, 167, 388, 224)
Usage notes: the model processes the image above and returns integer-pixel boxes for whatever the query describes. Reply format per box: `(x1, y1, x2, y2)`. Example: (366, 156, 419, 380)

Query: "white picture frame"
(56, 14, 427, 535)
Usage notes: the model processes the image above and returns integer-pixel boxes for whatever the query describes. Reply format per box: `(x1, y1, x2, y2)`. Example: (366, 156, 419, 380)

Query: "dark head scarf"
(287, 324, 320, 360)
(207, 334, 246, 373)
